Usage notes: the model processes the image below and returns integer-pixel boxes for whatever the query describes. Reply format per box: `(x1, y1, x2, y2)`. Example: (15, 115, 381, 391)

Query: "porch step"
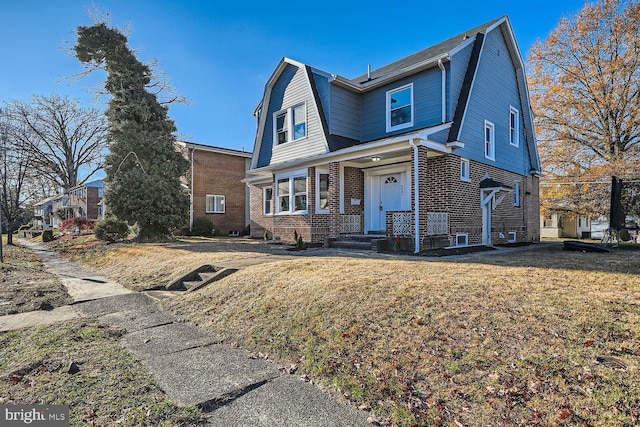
(328, 234, 385, 251)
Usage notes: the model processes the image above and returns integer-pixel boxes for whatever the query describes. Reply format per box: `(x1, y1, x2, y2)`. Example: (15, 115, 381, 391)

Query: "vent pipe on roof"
(367, 64, 371, 80)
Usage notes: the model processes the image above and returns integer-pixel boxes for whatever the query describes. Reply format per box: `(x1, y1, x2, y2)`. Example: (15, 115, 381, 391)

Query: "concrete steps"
(163, 265, 238, 292)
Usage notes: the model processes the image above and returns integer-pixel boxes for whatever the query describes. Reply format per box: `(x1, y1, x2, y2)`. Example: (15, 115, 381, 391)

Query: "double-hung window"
(316, 169, 329, 213)
(263, 187, 273, 215)
(460, 158, 471, 182)
(484, 120, 495, 161)
(276, 171, 308, 214)
(386, 84, 413, 132)
(206, 194, 225, 213)
(509, 107, 520, 147)
(273, 103, 307, 145)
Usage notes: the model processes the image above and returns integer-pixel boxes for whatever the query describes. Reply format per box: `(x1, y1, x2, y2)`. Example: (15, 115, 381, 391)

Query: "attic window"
(386, 84, 413, 132)
(273, 103, 307, 145)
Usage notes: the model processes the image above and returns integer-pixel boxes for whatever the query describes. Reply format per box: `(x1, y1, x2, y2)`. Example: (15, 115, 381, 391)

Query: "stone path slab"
(205, 375, 369, 427)
(120, 322, 222, 357)
(0, 306, 79, 332)
(142, 344, 280, 408)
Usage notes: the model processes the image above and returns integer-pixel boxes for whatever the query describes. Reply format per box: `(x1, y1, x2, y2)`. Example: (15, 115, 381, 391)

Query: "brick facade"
(68, 182, 103, 220)
(249, 154, 539, 246)
(189, 147, 250, 236)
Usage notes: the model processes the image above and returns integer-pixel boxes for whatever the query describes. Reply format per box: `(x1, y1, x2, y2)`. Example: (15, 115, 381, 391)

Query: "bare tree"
(528, 0, 640, 218)
(0, 111, 37, 246)
(6, 95, 109, 194)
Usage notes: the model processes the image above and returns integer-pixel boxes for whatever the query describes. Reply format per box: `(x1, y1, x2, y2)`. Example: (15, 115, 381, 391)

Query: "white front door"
(369, 173, 403, 232)
(379, 174, 403, 229)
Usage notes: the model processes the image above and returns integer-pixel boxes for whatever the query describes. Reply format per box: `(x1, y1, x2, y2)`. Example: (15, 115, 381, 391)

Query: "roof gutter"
(438, 59, 446, 123)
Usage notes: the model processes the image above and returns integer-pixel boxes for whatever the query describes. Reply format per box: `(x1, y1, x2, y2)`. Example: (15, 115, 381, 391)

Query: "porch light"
(371, 156, 381, 162)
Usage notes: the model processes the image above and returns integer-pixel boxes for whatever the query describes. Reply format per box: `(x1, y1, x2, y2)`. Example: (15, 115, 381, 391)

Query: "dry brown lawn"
(55, 236, 640, 426)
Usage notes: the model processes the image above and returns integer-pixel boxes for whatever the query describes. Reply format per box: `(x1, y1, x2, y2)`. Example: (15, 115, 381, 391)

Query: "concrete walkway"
(2, 240, 370, 426)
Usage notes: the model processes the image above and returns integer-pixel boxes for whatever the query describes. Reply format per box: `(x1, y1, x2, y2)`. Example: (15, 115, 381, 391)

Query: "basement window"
(455, 233, 469, 247)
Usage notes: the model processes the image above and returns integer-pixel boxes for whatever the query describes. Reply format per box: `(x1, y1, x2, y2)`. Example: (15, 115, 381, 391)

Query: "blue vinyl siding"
(330, 84, 361, 140)
(313, 71, 331, 129)
(257, 64, 327, 167)
(360, 68, 443, 142)
(448, 41, 474, 122)
(457, 28, 529, 175)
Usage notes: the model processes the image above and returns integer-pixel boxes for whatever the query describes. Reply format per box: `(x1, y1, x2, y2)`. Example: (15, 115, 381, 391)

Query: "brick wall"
(420, 154, 539, 245)
(191, 149, 248, 235)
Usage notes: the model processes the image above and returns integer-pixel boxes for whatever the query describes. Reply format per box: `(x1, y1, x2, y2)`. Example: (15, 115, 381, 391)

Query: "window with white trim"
(484, 120, 495, 160)
(456, 233, 469, 247)
(263, 187, 273, 215)
(386, 84, 413, 132)
(509, 106, 519, 147)
(508, 231, 517, 243)
(316, 169, 329, 214)
(273, 103, 306, 145)
(276, 171, 308, 214)
(460, 158, 471, 182)
(206, 194, 225, 213)
(514, 182, 520, 207)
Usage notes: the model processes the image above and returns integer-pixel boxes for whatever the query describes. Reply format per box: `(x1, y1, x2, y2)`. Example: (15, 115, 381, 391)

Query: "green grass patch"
(0, 320, 205, 426)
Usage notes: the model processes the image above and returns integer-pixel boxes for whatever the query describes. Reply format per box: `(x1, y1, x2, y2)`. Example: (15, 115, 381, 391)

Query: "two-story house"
(177, 141, 252, 236)
(245, 16, 540, 251)
(68, 179, 105, 220)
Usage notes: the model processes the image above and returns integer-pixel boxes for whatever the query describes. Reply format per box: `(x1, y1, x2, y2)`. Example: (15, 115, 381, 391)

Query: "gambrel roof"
(251, 16, 540, 174)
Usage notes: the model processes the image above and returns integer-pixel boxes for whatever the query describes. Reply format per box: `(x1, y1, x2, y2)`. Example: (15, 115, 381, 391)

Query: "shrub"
(95, 217, 130, 243)
(61, 217, 96, 233)
(190, 217, 215, 236)
(42, 229, 55, 242)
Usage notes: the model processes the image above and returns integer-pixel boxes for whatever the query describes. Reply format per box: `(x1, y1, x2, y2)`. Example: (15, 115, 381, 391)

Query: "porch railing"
(392, 212, 413, 236)
(340, 214, 362, 233)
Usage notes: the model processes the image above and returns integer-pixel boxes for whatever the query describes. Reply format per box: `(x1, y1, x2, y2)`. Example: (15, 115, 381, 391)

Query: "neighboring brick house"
(245, 16, 540, 251)
(177, 141, 252, 236)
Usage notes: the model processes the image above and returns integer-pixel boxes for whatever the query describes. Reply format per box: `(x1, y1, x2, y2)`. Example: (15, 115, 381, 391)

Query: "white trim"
(508, 231, 517, 243)
(386, 83, 414, 133)
(509, 106, 520, 147)
(315, 167, 329, 214)
(177, 141, 252, 158)
(484, 120, 495, 161)
(460, 158, 471, 182)
(247, 123, 453, 175)
(205, 194, 226, 214)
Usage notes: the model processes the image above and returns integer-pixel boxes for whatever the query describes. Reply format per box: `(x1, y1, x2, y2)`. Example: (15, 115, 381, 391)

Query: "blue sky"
(1, 0, 586, 154)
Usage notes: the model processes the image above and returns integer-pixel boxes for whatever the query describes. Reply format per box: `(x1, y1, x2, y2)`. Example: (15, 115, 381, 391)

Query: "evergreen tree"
(74, 23, 189, 240)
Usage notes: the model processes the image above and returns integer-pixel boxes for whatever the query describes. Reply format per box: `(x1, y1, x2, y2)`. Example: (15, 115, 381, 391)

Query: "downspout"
(438, 59, 446, 123)
(409, 139, 420, 253)
(189, 148, 194, 232)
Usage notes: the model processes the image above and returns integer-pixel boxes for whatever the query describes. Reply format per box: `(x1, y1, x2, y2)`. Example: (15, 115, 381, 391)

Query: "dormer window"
(273, 103, 307, 145)
(386, 84, 413, 132)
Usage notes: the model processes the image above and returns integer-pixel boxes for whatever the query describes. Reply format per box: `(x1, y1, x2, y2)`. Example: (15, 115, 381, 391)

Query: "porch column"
(411, 145, 430, 249)
(328, 162, 341, 239)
